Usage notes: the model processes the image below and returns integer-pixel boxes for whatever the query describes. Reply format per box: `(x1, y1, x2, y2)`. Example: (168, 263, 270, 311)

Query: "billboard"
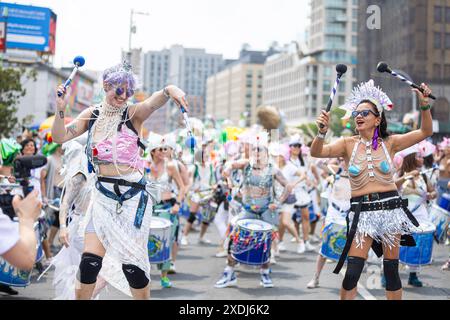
(0, 3, 57, 54)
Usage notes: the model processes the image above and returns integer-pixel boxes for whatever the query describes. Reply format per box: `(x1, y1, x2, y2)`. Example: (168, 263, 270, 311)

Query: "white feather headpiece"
(340, 80, 393, 119)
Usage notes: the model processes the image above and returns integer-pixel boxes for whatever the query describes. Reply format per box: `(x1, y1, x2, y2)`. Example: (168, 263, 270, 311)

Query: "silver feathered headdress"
(340, 80, 393, 119)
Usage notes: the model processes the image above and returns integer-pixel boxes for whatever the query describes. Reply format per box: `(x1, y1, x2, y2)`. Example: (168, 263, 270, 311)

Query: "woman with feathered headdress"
(311, 80, 434, 300)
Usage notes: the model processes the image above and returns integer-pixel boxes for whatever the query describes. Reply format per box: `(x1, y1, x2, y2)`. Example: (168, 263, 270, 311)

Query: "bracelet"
(163, 87, 171, 99)
(420, 104, 431, 111)
(317, 132, 327, 140)
(60, 224, 67, 229)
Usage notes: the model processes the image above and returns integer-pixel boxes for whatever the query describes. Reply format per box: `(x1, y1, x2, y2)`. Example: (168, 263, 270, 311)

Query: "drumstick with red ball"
(57, 56, 86, 97)
(377, 62, 436, 100)
(319, 64, 348, 129)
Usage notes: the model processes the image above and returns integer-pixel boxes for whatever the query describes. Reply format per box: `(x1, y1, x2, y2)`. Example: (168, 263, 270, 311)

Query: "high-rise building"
(206, 49, 273, 127)
(357, 0, 450, 137)
(263, 0, 358, 126)
(141, 45, 223, 134)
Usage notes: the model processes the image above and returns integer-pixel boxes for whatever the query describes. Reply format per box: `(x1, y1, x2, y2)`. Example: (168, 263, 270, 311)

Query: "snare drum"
(231, 219, 273, 266)
(200, 201, 218, 223)
(429, 204, 450, 242)
(320, 219, 347, 261)
(437, 193, 450, 212)
(399, 221, 436, 266)
(148, 217, 172, 264)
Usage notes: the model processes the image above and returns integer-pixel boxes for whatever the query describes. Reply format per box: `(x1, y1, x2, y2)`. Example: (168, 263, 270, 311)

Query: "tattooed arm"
(52, 107, 93, 144)
(274, 168, 293, 204)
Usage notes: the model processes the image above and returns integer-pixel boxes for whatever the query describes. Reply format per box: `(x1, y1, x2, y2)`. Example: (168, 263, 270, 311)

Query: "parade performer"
(147, 133, 187, 288)
(38, 134, 103, 299)
(307, 162, 351, 289)
(311, 80, 434, 300)
(214, 133, 293, 288)
(394, 145, 436, 287)
(282, 135, 316, 253)
(51, 61, 187, 300)
(181, 143, 218, 246)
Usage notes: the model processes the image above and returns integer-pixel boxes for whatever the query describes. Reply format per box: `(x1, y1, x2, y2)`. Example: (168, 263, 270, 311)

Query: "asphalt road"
(2, 217, 450, 300)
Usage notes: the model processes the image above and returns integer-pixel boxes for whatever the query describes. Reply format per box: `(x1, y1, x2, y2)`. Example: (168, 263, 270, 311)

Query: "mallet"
(320, 64, 348, 129)
(57, 56, 86, 97)
(377, 62, 436, 100)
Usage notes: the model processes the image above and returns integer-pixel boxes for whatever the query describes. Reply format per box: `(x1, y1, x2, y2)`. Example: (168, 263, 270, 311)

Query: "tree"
(0, 66, 37, 138)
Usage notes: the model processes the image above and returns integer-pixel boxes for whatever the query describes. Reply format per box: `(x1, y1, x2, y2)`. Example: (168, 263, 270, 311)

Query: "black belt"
(97, 176, 146, 196)
(333, 191, 419, 275)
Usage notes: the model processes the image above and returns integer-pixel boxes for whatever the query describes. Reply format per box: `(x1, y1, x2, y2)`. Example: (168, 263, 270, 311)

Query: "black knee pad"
(342, 256, 365, 291)
(187, 212, 197, 224)
(77, 253, 103, 285)
(383, 259, 402, 291)
(122, 264, 149, 289)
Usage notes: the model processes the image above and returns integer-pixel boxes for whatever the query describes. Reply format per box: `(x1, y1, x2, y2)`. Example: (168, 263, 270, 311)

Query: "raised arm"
(390, 84, 434, 154)
(52, 85, 92, 144)
(131, 85, 189, 123)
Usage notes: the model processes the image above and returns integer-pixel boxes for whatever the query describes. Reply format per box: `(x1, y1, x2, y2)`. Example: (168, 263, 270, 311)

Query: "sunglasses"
(290, 143, 302, 148)
(115, 87, 135, 98)
(351, 110, 379, 118)
(156, 148, 168, 152)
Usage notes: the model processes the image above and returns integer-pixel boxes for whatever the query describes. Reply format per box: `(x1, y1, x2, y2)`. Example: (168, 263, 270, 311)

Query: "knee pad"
(122, 264, 149, 289)
(77, 253, 103, 285)
(383, 259, 402, 291)
(187, 212, 197, 224)
(342, 256, 365, 291)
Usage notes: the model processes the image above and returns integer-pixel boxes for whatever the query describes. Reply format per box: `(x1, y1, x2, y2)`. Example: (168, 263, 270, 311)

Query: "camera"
(13, 155, 47, 197)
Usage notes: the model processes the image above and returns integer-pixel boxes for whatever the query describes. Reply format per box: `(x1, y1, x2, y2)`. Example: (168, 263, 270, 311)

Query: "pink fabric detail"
(94, 126, 144, 170)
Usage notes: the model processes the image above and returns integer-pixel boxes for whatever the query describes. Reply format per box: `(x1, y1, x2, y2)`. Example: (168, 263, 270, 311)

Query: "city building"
(206, 48, 275, 127)
(263, 0, 358, 126)
(1, 52, 96, 134)
(357, 0, 450, 137)
(141, 45, 223, 134)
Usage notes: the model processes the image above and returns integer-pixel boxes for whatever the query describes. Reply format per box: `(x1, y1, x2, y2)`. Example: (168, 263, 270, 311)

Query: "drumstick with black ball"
(377, 62, 436, 100)
(319, 64, 348, 129)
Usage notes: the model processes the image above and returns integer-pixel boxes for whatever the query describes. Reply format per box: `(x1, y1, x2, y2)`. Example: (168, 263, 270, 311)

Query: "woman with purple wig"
(51, 61, 188, 300)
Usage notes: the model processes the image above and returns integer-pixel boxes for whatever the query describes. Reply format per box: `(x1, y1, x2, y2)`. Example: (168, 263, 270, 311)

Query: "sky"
(7, 0, 310, 71)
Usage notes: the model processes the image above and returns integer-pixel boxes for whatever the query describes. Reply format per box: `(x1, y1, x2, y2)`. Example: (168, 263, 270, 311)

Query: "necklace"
(93, 99, 128, 140)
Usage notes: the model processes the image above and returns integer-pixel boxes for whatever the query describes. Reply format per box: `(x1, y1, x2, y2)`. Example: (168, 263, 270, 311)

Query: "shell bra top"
(241, 163, 274, 210)
(348, 138, 396, 191)
(86, 106, 145, 173)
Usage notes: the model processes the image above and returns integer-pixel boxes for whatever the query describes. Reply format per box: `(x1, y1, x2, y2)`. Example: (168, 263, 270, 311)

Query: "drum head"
(237, 219, 272, 232)
(150, 217, 172, 229)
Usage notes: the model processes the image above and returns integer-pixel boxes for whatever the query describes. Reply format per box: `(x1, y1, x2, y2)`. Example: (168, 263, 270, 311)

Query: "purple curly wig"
(103, 61, 138, 91)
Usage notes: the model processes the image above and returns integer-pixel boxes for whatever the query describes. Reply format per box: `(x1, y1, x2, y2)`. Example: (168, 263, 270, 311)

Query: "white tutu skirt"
(80, 172, 153, 297)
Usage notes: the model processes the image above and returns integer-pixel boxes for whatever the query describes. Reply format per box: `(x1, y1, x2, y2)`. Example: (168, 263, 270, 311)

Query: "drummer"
(147, 133, 187, 288)
(181, 140, 217, 246)
(307, 160, 351, 289)
(214, 132, 293, 289)
(395, 145, 437, 287)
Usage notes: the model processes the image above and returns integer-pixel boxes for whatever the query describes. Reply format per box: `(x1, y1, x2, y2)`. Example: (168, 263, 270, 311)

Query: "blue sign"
(0, 3, 54, 52)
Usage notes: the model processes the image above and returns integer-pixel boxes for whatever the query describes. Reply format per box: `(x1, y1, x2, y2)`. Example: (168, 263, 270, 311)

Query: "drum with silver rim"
(399, 221, 436, 266)
(231, 219, 273, 266)
(148, 217, 172, 264)
(429, 204, 449, 242)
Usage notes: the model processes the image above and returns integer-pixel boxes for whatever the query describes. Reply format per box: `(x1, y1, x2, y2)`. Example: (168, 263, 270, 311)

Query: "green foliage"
(0, 66, 37, 138)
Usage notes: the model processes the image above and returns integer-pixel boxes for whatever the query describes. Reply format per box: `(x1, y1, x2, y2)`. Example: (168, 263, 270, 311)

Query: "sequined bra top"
(148, 162, 172, 193)
(348, 139, 396, 191)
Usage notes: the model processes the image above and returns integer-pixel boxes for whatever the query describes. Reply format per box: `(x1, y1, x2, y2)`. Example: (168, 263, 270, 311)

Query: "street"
(2, 218, 450, 300)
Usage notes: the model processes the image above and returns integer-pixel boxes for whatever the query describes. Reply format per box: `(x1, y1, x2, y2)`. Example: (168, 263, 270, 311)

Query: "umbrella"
(39, 115, 74, 132)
